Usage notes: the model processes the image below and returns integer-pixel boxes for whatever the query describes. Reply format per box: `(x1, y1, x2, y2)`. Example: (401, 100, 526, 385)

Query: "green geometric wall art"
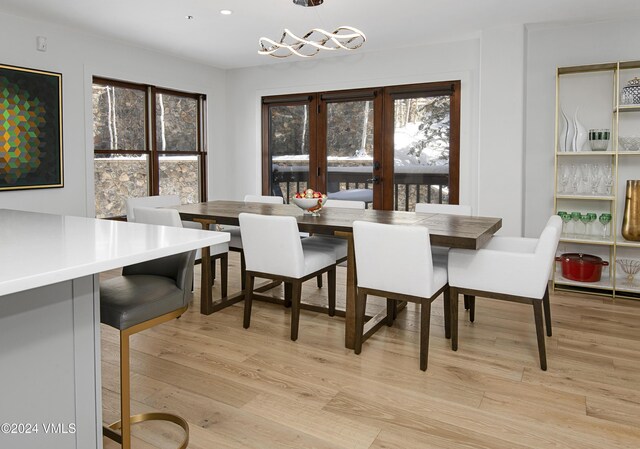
(0, 64, 63, 191)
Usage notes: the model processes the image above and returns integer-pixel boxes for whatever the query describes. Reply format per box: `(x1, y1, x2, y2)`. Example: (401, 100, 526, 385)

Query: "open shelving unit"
(554, 60, 640, 300)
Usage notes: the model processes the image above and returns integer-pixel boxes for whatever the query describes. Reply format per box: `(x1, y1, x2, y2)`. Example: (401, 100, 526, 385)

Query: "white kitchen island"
(0, 209, 229, 449)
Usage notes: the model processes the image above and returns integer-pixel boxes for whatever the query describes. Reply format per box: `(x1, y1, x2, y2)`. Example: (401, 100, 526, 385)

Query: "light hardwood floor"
(101, 253, 640, 448)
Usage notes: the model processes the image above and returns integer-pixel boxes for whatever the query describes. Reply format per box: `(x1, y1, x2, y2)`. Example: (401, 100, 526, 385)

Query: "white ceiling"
(3, 0, 640, 69)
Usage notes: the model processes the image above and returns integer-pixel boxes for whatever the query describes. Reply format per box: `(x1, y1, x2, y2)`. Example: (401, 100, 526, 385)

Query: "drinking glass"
(580, 214, 590, 237)
(587, 212, 597, 237)
(602, 166, 614, 195)
(588, 164, 601, 195)
(558, 211, 571, 236)
(570, 211, 581, 237)
(599, 213, 612, 239)
(569, 164, 579, 194)
(559, 166, 570, 193)
(580, 164, 590, 194)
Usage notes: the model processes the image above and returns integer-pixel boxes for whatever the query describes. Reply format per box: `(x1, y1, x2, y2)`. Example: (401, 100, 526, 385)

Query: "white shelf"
(616, 236, 640, 248)
(554, 272, 613, 290)
(617, 105, 640, 113)
(560, 236, 614, 246)
(617, 150, 640, 155)
(556, 151, 614, 156)
(556, 195, 615, 200)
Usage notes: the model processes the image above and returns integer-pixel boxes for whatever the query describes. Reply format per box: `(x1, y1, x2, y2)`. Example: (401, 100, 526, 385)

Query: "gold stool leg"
(103, 323, 189, 449)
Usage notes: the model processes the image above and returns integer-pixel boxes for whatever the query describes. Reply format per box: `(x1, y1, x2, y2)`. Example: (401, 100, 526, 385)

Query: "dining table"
(173, 200, 502, 349)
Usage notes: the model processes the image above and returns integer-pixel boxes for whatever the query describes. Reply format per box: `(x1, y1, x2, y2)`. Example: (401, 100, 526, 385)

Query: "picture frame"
(0, 63, 63, 191)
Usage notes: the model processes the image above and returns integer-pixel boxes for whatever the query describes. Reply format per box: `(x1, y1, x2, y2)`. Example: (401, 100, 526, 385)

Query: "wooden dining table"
(173, 200, 502, 349)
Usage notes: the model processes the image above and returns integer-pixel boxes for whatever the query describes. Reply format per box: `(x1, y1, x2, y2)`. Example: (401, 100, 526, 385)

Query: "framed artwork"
(0, 63, 63, 191)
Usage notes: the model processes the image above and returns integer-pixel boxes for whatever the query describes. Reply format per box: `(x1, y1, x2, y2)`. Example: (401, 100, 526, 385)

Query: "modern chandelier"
(258, 0, 366, 58)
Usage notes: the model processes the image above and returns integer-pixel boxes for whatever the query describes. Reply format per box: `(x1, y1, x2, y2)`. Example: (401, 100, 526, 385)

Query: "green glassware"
(570, 211, 581, 237)
(580, 214, 590, 236)
(599, 213, 612, 239)
(560, 213, 572, 236)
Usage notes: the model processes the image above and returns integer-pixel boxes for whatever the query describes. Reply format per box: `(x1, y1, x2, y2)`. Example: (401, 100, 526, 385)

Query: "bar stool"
(100, 208, 196, 449)
(127, 196, 230, 297)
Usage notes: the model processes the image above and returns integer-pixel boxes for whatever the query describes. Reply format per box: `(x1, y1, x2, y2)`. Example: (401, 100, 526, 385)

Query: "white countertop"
(0, 209, 230, 296)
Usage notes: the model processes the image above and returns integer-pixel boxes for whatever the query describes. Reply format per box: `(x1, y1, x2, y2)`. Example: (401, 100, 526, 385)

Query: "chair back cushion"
(244, 195, 284, 204)
(324, 199, 366, 209)
(415, 203, 471, 216)
(353, 221, 437, 298)
(534, 215, 563, 285)
(133, 207, 184, 227)
(239, 213, 304, 277)
(123, 206, 195, 304)
(126, 195, 181, 221)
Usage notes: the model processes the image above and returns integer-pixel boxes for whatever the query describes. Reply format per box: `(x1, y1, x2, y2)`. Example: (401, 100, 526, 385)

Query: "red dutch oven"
(555, 253, 609, 282)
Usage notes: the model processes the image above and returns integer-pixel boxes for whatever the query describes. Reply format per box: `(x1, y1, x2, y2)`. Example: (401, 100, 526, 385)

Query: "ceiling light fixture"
(220, 9, 233, 15)
(185, 15, 194, 20)
(258, 0, 365, 58)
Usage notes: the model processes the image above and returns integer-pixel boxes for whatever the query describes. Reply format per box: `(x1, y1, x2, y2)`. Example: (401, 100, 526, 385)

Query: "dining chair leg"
(542, 285, 552, 337)
(284, 282, 292, 308)
(532, 299, 547, 371)
(220, 253, 228, 298)
(243, 273, 254, 329)
(465, 295, 475, 323)
(316, 274, 323, 288)
(328, 267, 336, 317)
(290, 281, 302, 341)
(420, 300, 432, 371)
(443, 288, 451, 339)
(450, 287, 459, 351)
(386, 298, 395, 326)
(354, 290, 367, 355)
(240, 252, 246, 290)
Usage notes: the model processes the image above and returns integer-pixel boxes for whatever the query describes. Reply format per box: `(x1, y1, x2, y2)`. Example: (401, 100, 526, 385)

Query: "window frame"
(93, 77, 207, 217)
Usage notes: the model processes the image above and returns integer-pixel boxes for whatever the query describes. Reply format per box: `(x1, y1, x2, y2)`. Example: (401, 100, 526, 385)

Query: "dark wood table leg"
(194, 218, 216, 315)
(338, 232, 357, 350)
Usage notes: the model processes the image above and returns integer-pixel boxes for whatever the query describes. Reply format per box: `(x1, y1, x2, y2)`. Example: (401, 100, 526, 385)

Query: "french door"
(262, 81, 459, 211)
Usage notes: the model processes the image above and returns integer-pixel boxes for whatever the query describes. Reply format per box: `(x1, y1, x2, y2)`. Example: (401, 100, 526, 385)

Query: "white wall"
(524, 18, 640, 237)
(478, 25, 526, 236)
(225, 38, 482, 211)
(0, 11, 227, 217)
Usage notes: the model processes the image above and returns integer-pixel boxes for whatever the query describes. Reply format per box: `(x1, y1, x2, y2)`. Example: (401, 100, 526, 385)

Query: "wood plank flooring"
(101, 253, 640, 448)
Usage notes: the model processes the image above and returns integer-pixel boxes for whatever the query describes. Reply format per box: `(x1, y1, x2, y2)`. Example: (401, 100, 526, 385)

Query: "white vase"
(572, 107, 588, 152)
(559, 109, 571, 152)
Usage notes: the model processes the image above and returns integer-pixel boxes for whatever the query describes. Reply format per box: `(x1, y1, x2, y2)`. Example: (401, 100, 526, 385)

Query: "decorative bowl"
(616, 258, 640, 286)
(291, 197, 327, 215)
(619, 136, 640, 151)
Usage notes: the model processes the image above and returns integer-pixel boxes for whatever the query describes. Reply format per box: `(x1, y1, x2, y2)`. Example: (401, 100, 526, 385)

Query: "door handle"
(366, 176, 380, 184)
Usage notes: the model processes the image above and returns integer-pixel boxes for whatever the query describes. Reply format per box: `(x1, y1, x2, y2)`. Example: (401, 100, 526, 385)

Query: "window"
(93, 78, 206, 218)
(262, 81, 460, 211)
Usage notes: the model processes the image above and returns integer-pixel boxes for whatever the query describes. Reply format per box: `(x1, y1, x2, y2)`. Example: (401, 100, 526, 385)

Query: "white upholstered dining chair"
(353, 221, 449, 371)
(239, 213, 337, 341)
(303, 198, 366, 288)
(447, 215, 562, 370)
(219, 194, 285, 289)
(415, 202, 473, 317)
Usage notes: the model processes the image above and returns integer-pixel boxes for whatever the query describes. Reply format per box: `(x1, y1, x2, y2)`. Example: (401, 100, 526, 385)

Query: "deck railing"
(271, 166, 449, 211)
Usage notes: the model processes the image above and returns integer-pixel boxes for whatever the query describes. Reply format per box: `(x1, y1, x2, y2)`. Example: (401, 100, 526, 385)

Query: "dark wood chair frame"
(450, 285, 552, 370)
(355, 284, 450, 371)
(243, 264, 337, 341)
